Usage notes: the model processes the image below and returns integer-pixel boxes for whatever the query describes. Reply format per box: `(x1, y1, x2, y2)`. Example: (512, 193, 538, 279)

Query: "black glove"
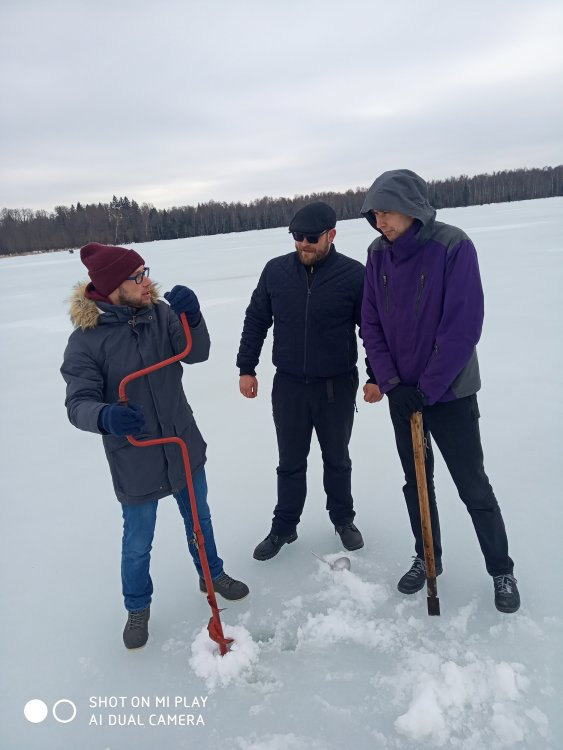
(99, 402, 145, 436)
(164, 285, 201, 326)
(387, 385, 426, 418)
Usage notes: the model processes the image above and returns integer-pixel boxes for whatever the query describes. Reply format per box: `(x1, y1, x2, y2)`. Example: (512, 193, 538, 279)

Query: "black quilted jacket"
(237, 247, 366, 381)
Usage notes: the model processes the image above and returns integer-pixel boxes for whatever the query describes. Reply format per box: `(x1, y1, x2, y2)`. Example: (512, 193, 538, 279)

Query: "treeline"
(1, 166, 562, 256)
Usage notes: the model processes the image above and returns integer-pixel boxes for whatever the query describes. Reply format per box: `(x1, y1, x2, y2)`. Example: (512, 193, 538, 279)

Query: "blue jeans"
(120, 468, 224, 612)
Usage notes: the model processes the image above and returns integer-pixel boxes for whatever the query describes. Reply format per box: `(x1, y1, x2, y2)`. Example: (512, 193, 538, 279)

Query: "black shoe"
(493, 574, 520, 613)
(199, 572, 249, 601)
(123, 606, 150, 649)
(397, 556, 443, 594)
(253, 531, 298, 561)
(335, 522, 364, 551)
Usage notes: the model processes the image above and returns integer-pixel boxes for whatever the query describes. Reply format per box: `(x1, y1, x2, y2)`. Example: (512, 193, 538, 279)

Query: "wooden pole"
(410, 411, 441, 616)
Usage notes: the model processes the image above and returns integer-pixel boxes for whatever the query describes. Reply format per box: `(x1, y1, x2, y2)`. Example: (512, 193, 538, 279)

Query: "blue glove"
(164, 285, 201, 326)
(387, 385, 426, 418)
(99, 402, 145, 436)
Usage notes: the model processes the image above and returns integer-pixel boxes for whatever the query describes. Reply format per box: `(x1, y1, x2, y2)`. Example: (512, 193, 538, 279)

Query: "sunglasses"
(290, 229, 329, 244)
(126, 267, 150, 284)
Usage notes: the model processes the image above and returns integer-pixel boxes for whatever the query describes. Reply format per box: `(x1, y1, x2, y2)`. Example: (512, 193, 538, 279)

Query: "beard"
(116, 286, 153, 309)
(296, 244, 331, 266)
(297, 249, 320, 265)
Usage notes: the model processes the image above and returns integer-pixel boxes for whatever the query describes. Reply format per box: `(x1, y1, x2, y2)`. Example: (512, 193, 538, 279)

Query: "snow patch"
(394, 657, 533, 747)
(525, 706, 549, 737)
(189, 624, 259, 690)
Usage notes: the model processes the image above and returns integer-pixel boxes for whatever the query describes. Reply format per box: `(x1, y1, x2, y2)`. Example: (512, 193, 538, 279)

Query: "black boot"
(253, 531, 298, 561)
(123, 606, 150, 649)
(199, 572, 249, 601)
(335, 522, 364, 551)
(397, 556, 443, 594)
(493, 574, 520, 613)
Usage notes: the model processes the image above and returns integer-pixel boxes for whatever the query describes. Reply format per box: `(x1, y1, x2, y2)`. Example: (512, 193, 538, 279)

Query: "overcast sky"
(1, 0, 562, 212)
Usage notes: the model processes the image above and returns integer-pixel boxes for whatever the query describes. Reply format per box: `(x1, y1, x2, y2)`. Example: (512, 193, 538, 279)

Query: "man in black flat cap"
(237, 202, 382, 561)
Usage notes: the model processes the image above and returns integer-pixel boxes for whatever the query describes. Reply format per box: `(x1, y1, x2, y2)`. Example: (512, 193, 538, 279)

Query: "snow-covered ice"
(1, 197, 562, 749)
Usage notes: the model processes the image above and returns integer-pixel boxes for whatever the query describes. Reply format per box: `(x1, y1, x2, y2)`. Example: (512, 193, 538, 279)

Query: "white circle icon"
(24, 699, 48, 723)
(52, 699, 77, 723)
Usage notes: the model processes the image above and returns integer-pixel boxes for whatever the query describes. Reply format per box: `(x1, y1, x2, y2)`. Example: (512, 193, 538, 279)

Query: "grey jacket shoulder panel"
(366, 236, 385, 258)
(428, 220, 470, 250)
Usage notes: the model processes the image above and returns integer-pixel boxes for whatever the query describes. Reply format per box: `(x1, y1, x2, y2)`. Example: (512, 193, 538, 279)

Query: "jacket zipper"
(303, 267, 314, 377)
(415, 273, 425, 315)
(383, 274, 389, 312)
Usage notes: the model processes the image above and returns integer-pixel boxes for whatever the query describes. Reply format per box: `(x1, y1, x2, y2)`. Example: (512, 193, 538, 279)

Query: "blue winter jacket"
(237, 247, 365, 381)
(361, 170, 483, 405)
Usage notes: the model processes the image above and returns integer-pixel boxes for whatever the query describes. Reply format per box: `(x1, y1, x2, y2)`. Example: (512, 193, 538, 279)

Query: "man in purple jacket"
(361, 169, 519, 613)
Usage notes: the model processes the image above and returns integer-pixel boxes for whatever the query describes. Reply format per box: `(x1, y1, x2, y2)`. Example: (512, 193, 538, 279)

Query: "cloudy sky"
(1, 0, 562, 212)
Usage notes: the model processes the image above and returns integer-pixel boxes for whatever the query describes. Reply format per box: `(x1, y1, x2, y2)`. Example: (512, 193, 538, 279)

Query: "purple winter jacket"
(361, 169, 483, 406)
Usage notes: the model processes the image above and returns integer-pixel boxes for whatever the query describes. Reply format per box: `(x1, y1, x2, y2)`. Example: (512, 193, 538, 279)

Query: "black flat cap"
(288, 201, 337, 234)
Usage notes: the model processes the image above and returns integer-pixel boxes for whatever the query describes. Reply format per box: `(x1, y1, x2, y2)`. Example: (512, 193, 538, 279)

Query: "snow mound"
(392, 657, 533, 747)
(189, 623, 259, 691)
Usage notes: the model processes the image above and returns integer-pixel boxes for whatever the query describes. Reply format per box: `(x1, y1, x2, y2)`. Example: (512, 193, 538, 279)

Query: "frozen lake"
(1, 197, 562, 749)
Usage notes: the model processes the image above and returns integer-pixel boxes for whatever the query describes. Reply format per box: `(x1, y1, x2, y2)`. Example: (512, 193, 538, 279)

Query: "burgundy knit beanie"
(80, 242, 145, 296)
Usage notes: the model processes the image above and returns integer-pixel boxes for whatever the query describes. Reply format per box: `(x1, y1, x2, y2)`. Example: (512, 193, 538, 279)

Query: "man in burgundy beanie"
(61, 242, 249, 649)
(80, 242, 146, 297)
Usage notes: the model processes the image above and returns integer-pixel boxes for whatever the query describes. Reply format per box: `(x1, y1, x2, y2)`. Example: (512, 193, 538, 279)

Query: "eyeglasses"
(290, 229, 329, 244)
(126, 267, 150, 284)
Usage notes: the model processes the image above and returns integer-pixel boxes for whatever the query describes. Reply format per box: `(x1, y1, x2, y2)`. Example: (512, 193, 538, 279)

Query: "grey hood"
(361, 169, 436, 233)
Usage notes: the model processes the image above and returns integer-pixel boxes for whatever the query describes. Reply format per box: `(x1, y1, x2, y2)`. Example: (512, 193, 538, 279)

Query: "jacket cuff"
(97, 405, 110, 434)
(365, 357, 377, 384)
(381, 376, 401, 394)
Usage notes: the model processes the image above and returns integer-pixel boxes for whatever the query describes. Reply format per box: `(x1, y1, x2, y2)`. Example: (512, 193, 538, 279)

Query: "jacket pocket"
(106, 440, 166, 497)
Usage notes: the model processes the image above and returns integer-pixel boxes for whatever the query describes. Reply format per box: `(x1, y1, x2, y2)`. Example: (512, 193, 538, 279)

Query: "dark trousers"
(389, 394, 513, 576)
(270, 370, 358, 536)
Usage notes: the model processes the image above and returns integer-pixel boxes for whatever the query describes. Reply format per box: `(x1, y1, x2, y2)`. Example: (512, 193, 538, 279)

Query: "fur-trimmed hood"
(68, 281, 161, 330)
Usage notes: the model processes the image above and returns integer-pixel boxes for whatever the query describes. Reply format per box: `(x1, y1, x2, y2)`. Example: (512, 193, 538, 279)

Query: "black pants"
(270, 370, 358, 536)
(389, 394, 513, 576)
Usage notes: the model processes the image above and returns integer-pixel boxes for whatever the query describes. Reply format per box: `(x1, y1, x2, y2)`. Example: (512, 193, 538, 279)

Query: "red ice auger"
(118, 312, 234, 655)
